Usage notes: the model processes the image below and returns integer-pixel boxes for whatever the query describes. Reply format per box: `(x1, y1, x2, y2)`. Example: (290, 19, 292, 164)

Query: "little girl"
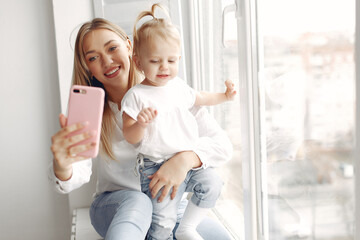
(121, 4, 236, 240)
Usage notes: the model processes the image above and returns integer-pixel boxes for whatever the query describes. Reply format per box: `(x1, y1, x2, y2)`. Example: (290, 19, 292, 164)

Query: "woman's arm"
(48, 159, 92, 194)
(191, 106, 233, 168)
(48, 114, 94, 194)
(149, 106, 233, 202)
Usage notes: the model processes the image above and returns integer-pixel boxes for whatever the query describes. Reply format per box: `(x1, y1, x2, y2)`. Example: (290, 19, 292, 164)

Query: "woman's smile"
(105, 66, 121, 78)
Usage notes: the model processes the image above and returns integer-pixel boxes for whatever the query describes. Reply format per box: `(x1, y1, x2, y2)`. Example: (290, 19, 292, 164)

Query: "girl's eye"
(109, 46, 117, 52)
(150, 60, 159, 63)
(169, 60, 176, 63)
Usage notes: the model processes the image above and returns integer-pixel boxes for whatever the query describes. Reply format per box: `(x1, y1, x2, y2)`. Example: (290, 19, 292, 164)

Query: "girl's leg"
(140, 159, 187, 240)
(175, 201, 208, 240)
(173, 198, 232, 240)
(90, 189, 152, 240)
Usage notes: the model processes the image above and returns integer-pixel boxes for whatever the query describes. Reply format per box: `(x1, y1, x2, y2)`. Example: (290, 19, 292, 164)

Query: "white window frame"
(355, 1, 360, 239)
(236, 0, 268, 239)
(184, 0, 267, 239)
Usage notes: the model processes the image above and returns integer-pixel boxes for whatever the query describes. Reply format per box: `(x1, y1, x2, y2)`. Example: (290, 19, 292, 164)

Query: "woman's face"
(83, 29, 132, 91)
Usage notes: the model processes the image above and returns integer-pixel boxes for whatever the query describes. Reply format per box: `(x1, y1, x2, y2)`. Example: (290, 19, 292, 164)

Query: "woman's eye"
(109, 46, 117, 51)
(150, 60, 159, 63)
(169, 60, 176, 63)
(89, 56, 97, 62)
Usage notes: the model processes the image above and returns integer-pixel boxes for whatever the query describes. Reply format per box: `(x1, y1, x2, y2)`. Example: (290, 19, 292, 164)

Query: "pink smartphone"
(66, 85, 105, 158)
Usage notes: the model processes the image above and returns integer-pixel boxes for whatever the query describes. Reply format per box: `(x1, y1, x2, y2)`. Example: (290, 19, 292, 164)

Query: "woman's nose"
(102, 54, 113, 66)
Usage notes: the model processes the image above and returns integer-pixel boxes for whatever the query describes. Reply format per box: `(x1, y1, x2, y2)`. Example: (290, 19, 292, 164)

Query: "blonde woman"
(49, 18, 232, 240)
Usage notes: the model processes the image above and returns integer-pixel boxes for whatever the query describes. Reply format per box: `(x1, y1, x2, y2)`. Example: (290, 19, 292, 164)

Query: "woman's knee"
(118, 191, 153, 221)
(90, 190, 153, 237)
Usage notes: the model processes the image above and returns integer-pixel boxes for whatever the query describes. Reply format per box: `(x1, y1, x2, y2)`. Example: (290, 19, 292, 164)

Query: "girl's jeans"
(139, 157, 223, 240)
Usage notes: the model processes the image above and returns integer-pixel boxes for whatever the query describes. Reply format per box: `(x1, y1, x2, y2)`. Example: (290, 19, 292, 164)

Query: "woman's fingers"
(148, 175, 164, 198)
(52, 121, 88, 144)
(149, 177, 173, 202)
(51, 120, 94, 170)
(51, 117, 94, 181)
(59, 113, 67, 128)
(68, 141, 96, 158)
(65, 130, 95, 147)
(170, 186, 178, 200)
(157, 185, 172, 203)
(149, 173, 179, 203)
(61, 122, 89, 138)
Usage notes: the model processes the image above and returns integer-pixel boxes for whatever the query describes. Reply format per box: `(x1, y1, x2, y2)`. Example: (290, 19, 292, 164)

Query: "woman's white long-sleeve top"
(48, 101, 233, 195)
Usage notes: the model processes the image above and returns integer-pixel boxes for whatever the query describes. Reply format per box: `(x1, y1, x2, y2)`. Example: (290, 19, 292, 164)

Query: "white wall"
(0, 0, 70, 239)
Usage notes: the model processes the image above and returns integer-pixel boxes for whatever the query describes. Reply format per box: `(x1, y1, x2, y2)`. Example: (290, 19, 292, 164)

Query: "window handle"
(222, 4, 236, 48)
(222, 0, 243, 48)
(235, 0, 242, 19)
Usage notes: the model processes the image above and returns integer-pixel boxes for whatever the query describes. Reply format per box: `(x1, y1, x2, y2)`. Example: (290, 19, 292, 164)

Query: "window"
(53, 1, 357, 238)
(261, 0, 355, 239)
(187, 0, 356, 239)
(185, 0, 243, 238)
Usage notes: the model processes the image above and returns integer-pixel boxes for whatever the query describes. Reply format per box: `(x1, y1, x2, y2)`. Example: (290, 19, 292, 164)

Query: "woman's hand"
(148, 151, 202, 203)
(51, 113, 95, 181)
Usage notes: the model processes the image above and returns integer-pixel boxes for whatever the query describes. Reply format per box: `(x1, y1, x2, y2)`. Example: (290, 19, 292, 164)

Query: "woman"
(48, 18, 232, 240)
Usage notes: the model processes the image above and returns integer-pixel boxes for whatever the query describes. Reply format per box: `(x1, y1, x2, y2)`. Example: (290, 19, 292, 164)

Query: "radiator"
(70, 208, 103, 240)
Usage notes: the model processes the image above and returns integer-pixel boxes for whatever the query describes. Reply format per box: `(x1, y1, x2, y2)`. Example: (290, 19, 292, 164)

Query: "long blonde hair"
(133, 3, 181, 58)
(73, 18, 142, 160)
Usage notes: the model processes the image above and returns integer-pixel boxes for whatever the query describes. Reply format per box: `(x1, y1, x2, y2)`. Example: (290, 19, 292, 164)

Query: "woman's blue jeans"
(90, 189, 152, 240)
(90, 189, 231, 240)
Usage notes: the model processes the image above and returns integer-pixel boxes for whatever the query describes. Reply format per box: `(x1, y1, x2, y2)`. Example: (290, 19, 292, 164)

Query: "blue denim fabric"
(139, 158, 223, 240)
(90, 189, 152, 240)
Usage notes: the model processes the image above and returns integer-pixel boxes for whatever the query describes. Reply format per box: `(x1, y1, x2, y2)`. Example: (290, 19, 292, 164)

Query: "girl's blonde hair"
(133, 3, 181, 58)
(73, 18, 142, 160)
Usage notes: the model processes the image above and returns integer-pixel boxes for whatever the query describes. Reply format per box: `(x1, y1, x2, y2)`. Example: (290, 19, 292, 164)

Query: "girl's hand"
(225, 79, 237, 101)
(50, 113, 95, 181)
(148, 151, 202, 203)
(137, 107, 158, 127)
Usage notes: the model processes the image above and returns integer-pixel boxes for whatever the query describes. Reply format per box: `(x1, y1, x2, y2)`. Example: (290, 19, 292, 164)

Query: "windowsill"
(72, 207, 239, 240)
(213, 200, 244, 240)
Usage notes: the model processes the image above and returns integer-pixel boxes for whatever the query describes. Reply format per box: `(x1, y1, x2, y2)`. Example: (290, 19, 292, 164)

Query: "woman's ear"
(126, 39, 132, 55)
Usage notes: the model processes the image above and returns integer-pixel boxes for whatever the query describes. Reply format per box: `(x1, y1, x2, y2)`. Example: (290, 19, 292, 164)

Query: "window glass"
(196, 0, 243, 239)
(258, 0, 355, 239)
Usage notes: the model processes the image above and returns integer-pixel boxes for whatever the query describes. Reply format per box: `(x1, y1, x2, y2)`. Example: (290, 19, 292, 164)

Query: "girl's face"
(83, 29, 132, 91)
(135, 37, 180, 87)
